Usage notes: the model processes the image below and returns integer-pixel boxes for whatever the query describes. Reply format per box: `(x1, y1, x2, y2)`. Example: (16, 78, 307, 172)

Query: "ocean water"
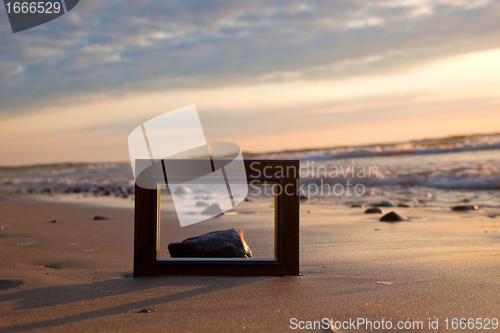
(1, 133, 499, 209)
(296, 149, 500, 208)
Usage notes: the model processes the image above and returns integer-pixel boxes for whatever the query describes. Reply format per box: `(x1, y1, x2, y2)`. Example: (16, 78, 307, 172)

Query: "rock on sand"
(370, 200, 397, 207)
(380, 211, 409, 222)
(451, 205, 479, 211)
(201, 203, 224, 216)
(168, 228, 252, 258)
(365, 207, 385, 214)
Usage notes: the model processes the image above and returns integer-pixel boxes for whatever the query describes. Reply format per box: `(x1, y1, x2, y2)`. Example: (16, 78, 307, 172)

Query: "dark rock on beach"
(201, 203, 224, 216)
(299, 195, 309, 201)
(351, 204, 365, 208)
(370, 200, 397, 207)
(168, 228, 252, 258)
(451, 205, 479, 211)
(138, 309, 150, 313)
(365, 207, 385, 214)
(93, 216, 109, 220)
(195, 201, 209, 207)
(380, 211, 409, 222)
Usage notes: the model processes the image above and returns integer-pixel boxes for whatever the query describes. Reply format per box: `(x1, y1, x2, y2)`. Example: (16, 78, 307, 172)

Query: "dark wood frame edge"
(133, 159, 300, 277)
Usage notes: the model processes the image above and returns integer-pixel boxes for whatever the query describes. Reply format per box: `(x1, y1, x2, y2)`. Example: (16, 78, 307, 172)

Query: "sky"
(1, 0, 500, 165)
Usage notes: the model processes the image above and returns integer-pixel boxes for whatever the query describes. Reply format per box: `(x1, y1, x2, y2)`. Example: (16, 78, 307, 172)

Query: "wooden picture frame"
(133, 160, 300, 276)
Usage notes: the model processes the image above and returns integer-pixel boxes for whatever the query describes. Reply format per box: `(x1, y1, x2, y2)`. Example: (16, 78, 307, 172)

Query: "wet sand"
(0, 195, 499, 332)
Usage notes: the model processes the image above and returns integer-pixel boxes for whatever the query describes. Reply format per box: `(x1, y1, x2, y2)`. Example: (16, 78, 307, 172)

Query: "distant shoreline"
(1, 131, 500, 169)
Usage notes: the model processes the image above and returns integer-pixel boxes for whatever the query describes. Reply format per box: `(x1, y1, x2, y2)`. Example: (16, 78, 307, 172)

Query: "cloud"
(0, 0, 499, 117)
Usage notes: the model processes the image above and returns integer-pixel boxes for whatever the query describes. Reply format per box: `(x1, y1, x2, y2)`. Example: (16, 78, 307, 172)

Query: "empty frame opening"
(157, 183, 277, 260)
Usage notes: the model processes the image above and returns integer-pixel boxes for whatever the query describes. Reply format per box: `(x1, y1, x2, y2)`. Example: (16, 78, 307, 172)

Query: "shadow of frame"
(0, 275, 269, 332)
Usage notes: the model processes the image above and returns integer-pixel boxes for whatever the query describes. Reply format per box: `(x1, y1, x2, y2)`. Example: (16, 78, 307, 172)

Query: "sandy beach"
(3, 0, 500, 330)
(0, 194, 499, 332)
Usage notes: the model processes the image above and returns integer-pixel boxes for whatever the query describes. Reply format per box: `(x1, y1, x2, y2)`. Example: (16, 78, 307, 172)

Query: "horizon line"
(1, 130, 499, 169)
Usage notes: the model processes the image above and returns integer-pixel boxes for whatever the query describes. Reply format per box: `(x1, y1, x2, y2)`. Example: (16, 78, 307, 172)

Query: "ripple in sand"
(223, 212, 238, 216)
(16, 242, 33, 246)
(0, 279, 23, 291)
(41, 259, 92, 270)
(375, 281, 392, 285)
(236, 211, 272, 215)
